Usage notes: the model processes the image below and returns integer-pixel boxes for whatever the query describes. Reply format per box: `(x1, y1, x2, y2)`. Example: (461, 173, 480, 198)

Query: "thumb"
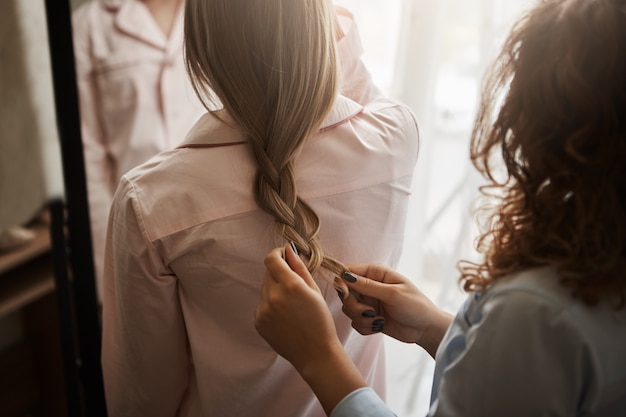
(284, 242, 319, 291)
(341, 271, 394, 302)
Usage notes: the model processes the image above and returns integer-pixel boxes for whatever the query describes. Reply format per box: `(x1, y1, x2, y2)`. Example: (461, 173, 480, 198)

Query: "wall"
(0, 0, 64, 230)
(0, 0, 66, 362)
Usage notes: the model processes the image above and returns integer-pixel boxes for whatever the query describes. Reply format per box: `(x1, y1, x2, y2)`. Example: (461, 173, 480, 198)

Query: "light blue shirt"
(331, 388, 396, 417)
(332, 267, 626, 417)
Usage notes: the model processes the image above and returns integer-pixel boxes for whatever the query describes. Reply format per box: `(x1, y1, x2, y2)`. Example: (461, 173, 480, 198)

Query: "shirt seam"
(144, 171, 414, 244)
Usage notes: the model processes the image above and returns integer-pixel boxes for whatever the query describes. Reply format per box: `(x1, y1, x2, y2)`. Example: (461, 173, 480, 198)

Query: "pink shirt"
(72, 1, 381, 297)
(101, 8, 420, 417)
(72, 0, 208, 295)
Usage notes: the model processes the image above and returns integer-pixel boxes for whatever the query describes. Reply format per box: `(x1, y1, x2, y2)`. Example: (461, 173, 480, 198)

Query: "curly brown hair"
(459, 0, 626, 307)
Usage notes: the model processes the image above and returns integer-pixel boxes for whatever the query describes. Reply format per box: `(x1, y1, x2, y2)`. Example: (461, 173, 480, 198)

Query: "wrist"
(417, 309, 454, 358)
(298, 341, 368, 415)
(297, 339, 349, 383)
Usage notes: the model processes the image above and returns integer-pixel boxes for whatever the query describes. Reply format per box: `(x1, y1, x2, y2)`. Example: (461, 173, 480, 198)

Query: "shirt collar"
(100, 0, 126, 11)
(179, 95, 363, 148)
(100, 0, 182, 52)
(320, 94, 363, 133)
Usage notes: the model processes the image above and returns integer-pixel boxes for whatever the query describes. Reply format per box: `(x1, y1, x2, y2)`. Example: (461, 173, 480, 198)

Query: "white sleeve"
(331, 388, 397, 417)
(72, 5, 115, 297)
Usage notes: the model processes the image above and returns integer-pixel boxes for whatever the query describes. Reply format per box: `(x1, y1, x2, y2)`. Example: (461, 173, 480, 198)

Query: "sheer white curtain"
(334, 1, 533, 415)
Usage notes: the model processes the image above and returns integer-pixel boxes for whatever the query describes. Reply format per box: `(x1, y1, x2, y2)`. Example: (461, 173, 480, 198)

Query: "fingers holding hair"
(335, 270, 385, 335)
(263, 243, 314, 289)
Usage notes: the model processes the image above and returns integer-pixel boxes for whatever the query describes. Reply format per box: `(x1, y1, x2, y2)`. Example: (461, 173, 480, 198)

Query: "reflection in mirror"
(70, 0, 206, 299)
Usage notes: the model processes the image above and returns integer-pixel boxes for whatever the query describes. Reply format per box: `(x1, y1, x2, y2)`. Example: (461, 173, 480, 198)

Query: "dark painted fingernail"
(289, 241, 298, 255)
(335, 288, 345, 300)
(361, 310, 376, 318)
(372, 319, 385, 332)
(342, 272, 357, 283)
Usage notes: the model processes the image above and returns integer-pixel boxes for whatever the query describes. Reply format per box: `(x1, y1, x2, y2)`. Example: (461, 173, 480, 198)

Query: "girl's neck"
(142, 0, 183, 38)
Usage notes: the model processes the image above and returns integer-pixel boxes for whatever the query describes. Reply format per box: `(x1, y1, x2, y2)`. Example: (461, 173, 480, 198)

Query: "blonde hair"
(184, 0, 345, 277)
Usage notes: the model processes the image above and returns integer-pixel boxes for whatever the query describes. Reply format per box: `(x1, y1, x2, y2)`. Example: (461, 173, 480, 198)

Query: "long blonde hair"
(184, 0, 345, 277)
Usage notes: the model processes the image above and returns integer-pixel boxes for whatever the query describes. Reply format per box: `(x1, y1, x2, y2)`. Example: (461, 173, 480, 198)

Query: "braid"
(184, 0, 347, 278)
(252, 140, 345, 278)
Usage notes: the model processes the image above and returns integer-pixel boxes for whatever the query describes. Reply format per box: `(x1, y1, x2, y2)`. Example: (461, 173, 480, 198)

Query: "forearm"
(335, 6, 383, 105)
(297, 343, 368, 416)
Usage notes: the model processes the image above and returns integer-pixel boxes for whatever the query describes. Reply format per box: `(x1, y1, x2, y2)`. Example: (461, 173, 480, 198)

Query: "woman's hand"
(339, 264, 453, 358)
(254, 244, 343, 373)
(255, 244, 368, 415)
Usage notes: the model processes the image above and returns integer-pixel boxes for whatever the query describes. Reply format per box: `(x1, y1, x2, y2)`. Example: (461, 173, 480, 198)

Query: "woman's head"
(461, 0, 626, 306)
(184, 0, 345, 277)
